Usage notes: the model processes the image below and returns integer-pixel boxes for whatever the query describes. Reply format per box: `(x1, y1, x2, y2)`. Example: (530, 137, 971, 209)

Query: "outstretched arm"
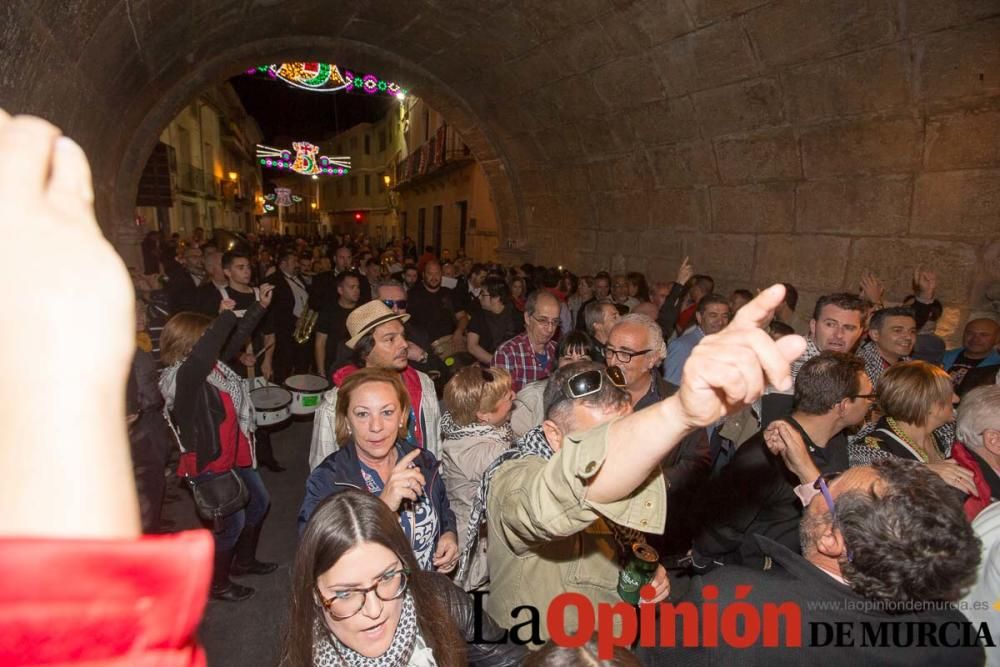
(587, 285, 807, 505)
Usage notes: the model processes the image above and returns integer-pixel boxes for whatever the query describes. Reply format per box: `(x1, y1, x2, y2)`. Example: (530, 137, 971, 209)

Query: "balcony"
(395, 124, 473, 189)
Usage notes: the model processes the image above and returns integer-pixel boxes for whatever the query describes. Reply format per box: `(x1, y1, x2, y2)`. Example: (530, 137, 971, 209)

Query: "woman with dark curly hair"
(281, 490, 524, 666)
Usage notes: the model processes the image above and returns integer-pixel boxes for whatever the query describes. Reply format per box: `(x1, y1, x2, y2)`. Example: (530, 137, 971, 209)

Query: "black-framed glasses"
(564, 366, 627, 399)
(382, 299, 407, 311)
(813, 474, 852, 563)
(316, 568, 410, 619)
(604, 346, 652, 364)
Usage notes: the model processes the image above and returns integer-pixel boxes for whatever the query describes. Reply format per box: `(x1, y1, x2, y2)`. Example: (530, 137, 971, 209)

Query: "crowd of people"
(2, 108, 998, 666)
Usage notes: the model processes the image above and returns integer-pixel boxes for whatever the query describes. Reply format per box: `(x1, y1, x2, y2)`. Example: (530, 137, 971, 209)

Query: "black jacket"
(692, 419, 849, 569)
(422, 572, 527, 666)
(299, 439, 457, 540)
(169, 304, 267, 470)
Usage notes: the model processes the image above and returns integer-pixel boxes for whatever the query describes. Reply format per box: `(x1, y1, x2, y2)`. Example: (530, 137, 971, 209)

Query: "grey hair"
(612, 314, 667, 365)
(956, 385, 1000, 448)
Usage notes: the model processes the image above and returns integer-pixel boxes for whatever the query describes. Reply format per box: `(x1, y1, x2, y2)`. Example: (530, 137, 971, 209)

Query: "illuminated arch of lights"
(246, 63, 407, 99)
(255, 142, 351, 176)
(263, 187, 303, 212)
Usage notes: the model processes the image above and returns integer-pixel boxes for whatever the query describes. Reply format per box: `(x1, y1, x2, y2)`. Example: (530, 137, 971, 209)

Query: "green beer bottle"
(617, 542, 659, 604)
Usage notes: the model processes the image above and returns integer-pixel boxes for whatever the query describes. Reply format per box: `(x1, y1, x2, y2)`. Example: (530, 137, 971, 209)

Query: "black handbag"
(186, 469, 249, 530)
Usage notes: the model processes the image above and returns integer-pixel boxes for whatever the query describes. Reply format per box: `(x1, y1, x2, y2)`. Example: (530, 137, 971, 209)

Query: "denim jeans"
(198, 467, 271, 551)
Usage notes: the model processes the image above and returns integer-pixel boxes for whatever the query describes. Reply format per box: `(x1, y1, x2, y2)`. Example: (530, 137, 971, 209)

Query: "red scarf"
(950, 441, 993, 521)
(332, 365, 426, 449)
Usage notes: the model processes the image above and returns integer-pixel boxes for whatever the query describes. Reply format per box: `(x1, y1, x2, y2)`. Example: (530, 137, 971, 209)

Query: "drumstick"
(255, 342, 275, 359)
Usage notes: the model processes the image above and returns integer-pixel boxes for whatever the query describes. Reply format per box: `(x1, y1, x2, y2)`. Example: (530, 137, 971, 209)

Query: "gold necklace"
(886, 416, 929, 463)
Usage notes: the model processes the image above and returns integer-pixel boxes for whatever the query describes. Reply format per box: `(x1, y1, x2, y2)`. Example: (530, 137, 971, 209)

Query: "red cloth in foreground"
(0, 530, 212, 666)
(951, 441, 994, 521)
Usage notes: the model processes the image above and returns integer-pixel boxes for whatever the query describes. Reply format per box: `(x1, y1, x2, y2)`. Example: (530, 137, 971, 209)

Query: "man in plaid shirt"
(492, 291, 561, 391)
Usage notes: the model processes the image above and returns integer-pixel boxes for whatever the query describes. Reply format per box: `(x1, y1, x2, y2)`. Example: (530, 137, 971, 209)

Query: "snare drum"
(250, 385, 292, 426)
(284, 374, 331, 415)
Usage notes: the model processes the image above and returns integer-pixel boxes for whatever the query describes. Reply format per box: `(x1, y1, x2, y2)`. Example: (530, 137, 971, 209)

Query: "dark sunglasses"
(563, 366, 627, 400)
(382, 299, 407, 310)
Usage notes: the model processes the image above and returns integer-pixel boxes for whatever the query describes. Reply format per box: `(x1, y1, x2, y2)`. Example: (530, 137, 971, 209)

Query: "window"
(364, 174, 371, 196)
(379, 172, 386, 193)
(350, 176, 358, 195)
(379, 130, 386, 153)
(364, 134, 371, 155)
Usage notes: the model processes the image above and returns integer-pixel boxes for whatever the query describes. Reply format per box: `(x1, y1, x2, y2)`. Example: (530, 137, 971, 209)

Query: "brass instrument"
(293, 308, 319, 344)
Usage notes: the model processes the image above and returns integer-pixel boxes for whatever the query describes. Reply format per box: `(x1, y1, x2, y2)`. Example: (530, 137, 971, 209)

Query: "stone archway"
(106, 36, 523, 261)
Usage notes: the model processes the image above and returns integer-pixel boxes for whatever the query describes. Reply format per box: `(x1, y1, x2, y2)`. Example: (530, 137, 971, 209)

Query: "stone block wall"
(0, 0, 996, 338)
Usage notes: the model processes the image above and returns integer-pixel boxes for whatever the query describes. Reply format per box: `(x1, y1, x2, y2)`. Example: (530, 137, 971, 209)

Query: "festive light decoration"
(246, 63, 407, 99)
(256, 142, 350, 176)
(263, 188, 304, 212)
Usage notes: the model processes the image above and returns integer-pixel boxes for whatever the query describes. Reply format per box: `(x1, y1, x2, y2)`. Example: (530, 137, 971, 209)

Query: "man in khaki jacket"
(483, 285, 807, 646)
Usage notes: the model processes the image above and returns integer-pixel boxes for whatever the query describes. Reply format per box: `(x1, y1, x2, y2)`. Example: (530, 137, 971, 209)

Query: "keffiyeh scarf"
(857, 339, 906, 388)
(455, 425, 643, 581)
(314, 592, 436, 666)
(439, 412, 514, 448)
(159, 360, 255, 449)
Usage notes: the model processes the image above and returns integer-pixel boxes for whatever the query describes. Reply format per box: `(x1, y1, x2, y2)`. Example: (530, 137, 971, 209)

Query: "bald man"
(944, 318, 1000, 387)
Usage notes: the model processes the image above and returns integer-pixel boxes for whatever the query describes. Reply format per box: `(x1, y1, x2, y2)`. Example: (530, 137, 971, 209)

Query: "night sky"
(229, 71, 395, 145)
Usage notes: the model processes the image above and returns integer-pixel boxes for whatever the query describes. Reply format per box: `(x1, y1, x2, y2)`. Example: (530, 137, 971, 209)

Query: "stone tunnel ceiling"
(2, 0, 999, 323)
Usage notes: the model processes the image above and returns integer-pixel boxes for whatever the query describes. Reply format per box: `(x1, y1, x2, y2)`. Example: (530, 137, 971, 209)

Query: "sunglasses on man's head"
(382, 299, 407, 310)
(563, 366, 627, 400)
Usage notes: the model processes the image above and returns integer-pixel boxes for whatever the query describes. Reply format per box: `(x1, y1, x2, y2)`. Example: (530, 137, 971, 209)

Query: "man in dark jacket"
(605, 314, 712, 558)
(639, 458, 986, 666)
(691, 352, 872, 570)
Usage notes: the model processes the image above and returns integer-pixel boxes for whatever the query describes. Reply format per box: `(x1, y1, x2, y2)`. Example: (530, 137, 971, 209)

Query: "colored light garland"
(255, 142, 351, 176)
(245, 63, 407, 99)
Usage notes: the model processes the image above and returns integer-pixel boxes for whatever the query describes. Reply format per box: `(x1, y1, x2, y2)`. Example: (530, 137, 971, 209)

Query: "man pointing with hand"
(484, 285, 806, 644)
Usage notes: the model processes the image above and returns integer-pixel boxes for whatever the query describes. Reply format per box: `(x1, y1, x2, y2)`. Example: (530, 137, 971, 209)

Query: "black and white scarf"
(439, 412, 514, 449)
(314, 592, 436, 666)
(455, 425, 642, 581)
(857, 339, 907, 389)
(159, 360, 255, 450)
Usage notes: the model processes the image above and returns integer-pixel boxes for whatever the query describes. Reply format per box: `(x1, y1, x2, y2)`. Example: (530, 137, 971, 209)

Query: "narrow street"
(164, 419, 314, 667)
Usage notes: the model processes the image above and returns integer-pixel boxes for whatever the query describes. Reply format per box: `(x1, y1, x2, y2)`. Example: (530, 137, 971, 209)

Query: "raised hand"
(675, 256, 694, 287)
(258, 283, 274, 308)
(764, 420, 821, 484)
(219, 298, 236, 313)
(859, 270, 885, 306)
(379, 449, 426, 512)
(676, 285, 806, 429)
(913, 267, 937, 300)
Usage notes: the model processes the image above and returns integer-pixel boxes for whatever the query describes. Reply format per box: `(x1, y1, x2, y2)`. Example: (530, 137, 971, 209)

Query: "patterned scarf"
(455, 426, 553, 581)
(455, 425, 642, 581)
(439, 412, 514, 448)
(857, 339, 907, 388)
(159, 360, 255, 449)
(313, 592, 436, 666)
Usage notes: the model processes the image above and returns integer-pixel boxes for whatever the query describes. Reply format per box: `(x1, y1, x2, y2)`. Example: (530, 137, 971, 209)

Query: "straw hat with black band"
(345, 300, 410, 349)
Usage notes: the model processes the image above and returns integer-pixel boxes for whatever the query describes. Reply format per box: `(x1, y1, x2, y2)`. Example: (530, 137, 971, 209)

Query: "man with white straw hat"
(308, 300, 441, 470)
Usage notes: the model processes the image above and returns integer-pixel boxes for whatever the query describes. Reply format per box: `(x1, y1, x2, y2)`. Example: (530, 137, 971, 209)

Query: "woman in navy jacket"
(299, 367, 458, 573)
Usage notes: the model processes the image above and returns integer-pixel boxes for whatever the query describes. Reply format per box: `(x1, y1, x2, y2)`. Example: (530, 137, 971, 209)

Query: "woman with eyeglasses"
(439, 366, 516, 590)
(849, 361, 978, 499)
(282, 490, 525, 666)
(299, 368, 460, 575)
